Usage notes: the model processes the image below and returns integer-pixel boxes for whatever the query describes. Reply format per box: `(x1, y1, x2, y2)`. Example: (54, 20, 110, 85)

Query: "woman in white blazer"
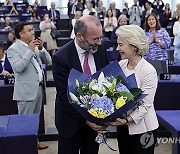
(106, 25, 159, 154)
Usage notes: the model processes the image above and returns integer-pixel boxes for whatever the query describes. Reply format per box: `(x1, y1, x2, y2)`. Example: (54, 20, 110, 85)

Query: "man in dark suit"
(48, 2, 60, 29)
(52, 15, 109, 154)
(0, 43, 13, 81)
(141, 1, 158, 28)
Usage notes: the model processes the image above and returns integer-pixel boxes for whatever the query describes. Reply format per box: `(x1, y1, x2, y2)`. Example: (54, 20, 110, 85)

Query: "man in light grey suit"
(7, 22, 52, 150)
(128, 0, 142, 26)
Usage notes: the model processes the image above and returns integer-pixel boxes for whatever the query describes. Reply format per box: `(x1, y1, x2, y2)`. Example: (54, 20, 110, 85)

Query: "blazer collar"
(16, 40, 38, 71)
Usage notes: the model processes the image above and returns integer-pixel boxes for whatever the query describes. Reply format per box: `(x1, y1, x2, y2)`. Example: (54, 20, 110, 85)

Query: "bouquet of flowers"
(68, 61, 146, 124)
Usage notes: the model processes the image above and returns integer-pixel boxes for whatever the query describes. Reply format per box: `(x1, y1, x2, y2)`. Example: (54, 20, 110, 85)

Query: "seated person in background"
(70, 11, 82, 39)
(48, 2, 60, 30)
(144, 13, 171, 61)
(0, 43, 13, 80)
(30, 11, 41, 21)
(110, 14, 128, 61)
(1, 16, 14, 30)
(6, 31, 16, 49)
(26, 5, 34, 14)
(9, 5, 19, 15)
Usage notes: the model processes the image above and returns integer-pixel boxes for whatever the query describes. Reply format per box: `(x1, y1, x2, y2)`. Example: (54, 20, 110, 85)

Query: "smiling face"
(116, 37, 136, 60)
(147, 15, 157, 29)
(80, 24, 102, 52)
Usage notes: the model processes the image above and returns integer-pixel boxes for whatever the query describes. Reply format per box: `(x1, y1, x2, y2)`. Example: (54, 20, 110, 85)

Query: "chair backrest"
(147, 60, 167, 75)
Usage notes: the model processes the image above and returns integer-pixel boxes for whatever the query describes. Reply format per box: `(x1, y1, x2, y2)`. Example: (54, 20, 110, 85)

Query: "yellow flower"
(98, 110, 107, 118)
(88, 109, 107, 118)
(115, 96, 126, 109)
(88, 109, 99, 118)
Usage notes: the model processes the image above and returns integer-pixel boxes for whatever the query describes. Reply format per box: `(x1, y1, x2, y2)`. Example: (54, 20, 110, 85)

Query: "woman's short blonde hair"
(116, 25, 148, 56)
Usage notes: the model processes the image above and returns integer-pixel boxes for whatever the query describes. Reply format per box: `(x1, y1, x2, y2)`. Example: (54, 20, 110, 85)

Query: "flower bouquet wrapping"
(68, 61, 147, 125)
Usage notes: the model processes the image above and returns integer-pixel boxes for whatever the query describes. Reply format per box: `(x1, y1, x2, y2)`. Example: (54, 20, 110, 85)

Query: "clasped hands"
(29, 37, 43, 51)
(149, 31, 160, 44)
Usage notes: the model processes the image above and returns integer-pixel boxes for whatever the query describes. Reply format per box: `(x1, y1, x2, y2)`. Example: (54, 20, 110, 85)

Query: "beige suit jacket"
(119, 57, 159, 134)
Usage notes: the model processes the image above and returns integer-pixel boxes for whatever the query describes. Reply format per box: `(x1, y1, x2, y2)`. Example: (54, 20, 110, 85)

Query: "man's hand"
(29, 39, 38, 52)
(86, 120, 107, 133)
(0, 70, 12, 78)
(36, 37, 43, 50)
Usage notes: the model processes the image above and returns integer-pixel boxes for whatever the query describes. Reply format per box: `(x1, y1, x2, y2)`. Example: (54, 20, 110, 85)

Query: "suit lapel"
(16, 40, 38, 71)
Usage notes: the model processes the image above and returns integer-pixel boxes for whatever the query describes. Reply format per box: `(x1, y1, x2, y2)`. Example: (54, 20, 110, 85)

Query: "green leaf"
(130, 88, 143, 100)
(120, 91, 134, 102)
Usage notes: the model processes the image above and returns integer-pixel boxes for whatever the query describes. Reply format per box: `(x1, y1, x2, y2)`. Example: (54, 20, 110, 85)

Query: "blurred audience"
(144, 13, 171, 60)
(128, 0, 142, 26)
(152, 0, 165, 27)
(104, 9, 117, 40)
(39, 13, 58, 56)
(0, 43, 13, 80)
(163, 3, 172, 28)
(30, 11, 40, 21)
(141, 1, 157, 28)
(0, 16, 14, 30)
(173, 14, 180, 63)
(4, 0, 13, 6)
(110, 14, 128, 61)
(48, 2, 60, 30)
(109, 2, 121, 19)
(6, 31, 16, 49)
(96, 0, 106, 24)
(83, 1, 97, 16)
(173, 3, 180, 22)
(9, 5, 19, 15)
(70, 11, 82, 39)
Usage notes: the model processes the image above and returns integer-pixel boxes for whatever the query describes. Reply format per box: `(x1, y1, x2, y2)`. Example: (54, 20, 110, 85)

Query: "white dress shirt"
(74, 39, 96, 74)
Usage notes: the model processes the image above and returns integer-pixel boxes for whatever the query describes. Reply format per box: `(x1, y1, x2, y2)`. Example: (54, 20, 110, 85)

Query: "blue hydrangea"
(90, 96, 114, 115)
(116, 83, 130, 92)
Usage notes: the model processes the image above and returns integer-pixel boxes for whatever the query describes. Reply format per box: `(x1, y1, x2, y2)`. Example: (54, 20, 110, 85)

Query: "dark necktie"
(34, 54, 42, 70)
(52, 10, 56, 18)
(0, 60, 4, 79)
(83, 51, 91, 75)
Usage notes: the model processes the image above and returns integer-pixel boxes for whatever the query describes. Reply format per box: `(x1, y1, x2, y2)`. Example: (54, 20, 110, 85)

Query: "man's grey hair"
(116, 25, 148, 56)
(74, 15, 101, 37)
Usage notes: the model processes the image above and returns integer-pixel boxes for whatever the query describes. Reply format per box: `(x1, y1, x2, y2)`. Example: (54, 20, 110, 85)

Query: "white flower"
(92, 72, 112, 95)
(69, 92, 79, 102)
(76, 79, 80, 88)
(89, 79, 96, 90)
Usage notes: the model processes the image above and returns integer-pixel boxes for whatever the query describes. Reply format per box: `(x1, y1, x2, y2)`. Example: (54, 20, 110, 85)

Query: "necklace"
(127, 65, 136, 69)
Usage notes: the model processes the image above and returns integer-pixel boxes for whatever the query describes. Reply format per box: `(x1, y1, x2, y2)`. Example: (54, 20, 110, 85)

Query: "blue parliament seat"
(0, 29, 12, 44)
(154, 80, 180, 110)
(0, 114, 39, 154)
(20, 13, 31, 21)
(5, 14, 19, 22)
(156, 110, 180, 154)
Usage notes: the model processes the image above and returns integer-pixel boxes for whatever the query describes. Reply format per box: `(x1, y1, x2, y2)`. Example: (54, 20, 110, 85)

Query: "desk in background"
(0, 85, 45, 134)
(154, 80, 180, 110)
(156, 110, 180, 154)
